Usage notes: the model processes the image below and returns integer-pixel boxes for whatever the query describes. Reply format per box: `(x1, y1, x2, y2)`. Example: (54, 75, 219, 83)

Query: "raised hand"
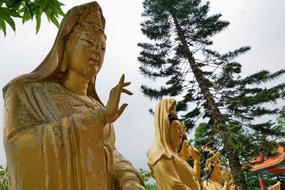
(189, 146, 201, 161)
(105, 74, 133, 123)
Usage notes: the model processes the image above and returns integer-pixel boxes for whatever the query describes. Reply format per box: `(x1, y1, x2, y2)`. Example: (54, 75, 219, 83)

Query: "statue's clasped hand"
(105, 74, 133, 123)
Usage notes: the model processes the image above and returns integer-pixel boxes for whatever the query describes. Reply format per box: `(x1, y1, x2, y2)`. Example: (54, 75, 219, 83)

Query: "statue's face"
(170, 120, 183, 151)
(179, 139, 190, 160)
(66, 31, 106, 80)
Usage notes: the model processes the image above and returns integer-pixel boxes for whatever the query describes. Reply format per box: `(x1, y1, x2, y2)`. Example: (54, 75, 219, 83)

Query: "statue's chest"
(52, 92, 100, 116)
(51, 91, 111, 140)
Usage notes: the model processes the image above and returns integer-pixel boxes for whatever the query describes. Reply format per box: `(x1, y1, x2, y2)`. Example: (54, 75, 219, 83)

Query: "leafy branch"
(0, 0, 64, 35)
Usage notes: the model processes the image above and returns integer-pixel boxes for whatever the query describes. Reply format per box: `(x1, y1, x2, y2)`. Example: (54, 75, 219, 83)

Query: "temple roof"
(251, 146, 285, 174)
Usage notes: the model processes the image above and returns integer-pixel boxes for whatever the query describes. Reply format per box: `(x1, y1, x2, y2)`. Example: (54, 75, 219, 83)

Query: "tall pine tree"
(138, 0, 285, 189)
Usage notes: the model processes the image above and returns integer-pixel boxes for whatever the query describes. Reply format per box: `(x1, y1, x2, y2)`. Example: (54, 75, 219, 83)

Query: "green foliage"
(245, 173, 285, 190)
(0, 0, 64, 35)
(138, 0, 252, 128)
(139, 169, 157, 190)
(195, 122, 284, 188)
(0, 166, 8, 190)
(145, 184, 157, 190)
(277, 106, 285, 128)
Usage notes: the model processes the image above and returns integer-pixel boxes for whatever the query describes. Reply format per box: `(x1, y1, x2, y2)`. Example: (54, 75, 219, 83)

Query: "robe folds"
(149, 154, 200, 190)
(3, 82, 140, 190)
(202, 179, 223, 190)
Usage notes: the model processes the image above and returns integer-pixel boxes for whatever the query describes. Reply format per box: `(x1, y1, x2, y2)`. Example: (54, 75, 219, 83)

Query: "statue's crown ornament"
(72, 2, 105, 34)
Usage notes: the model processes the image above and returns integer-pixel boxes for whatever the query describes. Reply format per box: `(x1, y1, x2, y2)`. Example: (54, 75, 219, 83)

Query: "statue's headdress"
(71, 2, 105, 35)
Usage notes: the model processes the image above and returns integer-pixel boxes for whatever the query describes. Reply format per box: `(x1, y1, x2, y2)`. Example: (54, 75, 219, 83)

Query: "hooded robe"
(147, 99, 200, 190)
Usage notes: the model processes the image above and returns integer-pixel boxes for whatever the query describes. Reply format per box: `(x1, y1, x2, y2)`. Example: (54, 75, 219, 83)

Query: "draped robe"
(3, 82, 140, 190)
(149, 154, 200, 190)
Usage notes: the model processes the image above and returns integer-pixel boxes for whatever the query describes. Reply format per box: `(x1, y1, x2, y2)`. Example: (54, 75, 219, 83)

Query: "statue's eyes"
(81, 39, 105, 53)
(81, 39, 94, 46)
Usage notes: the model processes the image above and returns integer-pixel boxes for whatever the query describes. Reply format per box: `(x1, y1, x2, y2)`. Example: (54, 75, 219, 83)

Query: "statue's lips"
(89, 58, 99, 67)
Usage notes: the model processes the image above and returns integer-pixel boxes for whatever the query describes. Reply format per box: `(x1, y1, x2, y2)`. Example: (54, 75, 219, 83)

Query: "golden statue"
(147, 99, 201, 190)
(178, 134, 201, 182)
(3, 2, 144, 190)
(201, 149, 231, 190)
(268, 181, 281, 190)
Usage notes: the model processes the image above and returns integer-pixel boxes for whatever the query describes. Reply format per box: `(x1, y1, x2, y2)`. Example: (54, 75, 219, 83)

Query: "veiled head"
(3, 1, 106, 103)
(148, 99, 182, 165)
(52, 1, 107, 83)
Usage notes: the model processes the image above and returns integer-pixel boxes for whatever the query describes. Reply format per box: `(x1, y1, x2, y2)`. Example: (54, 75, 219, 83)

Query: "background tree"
(0, 165, 8, 190)
(138, 0, 285, 189)
(0, 0, 64, 35)
(139, 169, 157, 190)
(245, 173, 285, 190)
(277, 106, 285, 129)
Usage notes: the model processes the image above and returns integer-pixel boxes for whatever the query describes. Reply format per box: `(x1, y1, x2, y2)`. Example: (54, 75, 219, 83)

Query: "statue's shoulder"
(27, 82, 66, 96)
(4, 82, 63, 97)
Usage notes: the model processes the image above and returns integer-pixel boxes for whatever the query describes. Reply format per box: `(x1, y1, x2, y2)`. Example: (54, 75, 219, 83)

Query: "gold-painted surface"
(3, 2, 144, 190)
(178, 138, 201, 182)
(202, 151, 232, 190)
(268, 181, 281, 190)
(147, 99, 201, 190)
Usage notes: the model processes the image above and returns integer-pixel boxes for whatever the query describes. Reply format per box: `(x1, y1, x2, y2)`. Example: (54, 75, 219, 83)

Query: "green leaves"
(35, 8, 42, 33)
(0, 6, 20, 34)
(0, 0, 64, 36)
(0, 165, 8, 190)
(139, 169, 157, 190)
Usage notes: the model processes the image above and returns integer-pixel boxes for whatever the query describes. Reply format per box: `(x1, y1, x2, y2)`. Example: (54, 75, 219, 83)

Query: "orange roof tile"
(251, 146, 285, 173)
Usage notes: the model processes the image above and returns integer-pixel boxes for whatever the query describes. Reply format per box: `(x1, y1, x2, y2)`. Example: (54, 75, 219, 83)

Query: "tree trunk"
(171, 13, 223, 125)
(170, 12, 247, 190)
(224, 139, 247, 190)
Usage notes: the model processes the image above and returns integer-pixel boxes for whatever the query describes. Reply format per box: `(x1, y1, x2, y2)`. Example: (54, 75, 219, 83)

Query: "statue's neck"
(62, 70, 90, 96)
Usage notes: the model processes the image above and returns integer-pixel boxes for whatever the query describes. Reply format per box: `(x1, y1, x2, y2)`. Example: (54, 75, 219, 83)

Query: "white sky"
(0, 0, 284, 170)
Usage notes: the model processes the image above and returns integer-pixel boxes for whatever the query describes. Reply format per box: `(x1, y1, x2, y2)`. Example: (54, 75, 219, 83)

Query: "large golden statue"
(2, 2, 144, 190)
(147, 99, 201, 190)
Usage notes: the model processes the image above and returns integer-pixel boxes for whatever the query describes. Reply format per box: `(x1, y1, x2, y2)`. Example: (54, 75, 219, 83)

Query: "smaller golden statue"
(147, 99, 201, 190)
(201, 147, 232, 190)
(268, 181, 281, 190)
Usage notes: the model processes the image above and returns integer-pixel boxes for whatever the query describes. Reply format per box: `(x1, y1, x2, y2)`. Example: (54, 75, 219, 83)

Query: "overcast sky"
(0, 0, 284, 170)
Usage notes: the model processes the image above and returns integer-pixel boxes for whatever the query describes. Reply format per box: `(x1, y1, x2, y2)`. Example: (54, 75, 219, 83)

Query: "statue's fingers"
(117, 103, 128, 118)
(123, 82, 131, 87)
(122, 88, 133, 95)
(118, 74, 125, 89)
